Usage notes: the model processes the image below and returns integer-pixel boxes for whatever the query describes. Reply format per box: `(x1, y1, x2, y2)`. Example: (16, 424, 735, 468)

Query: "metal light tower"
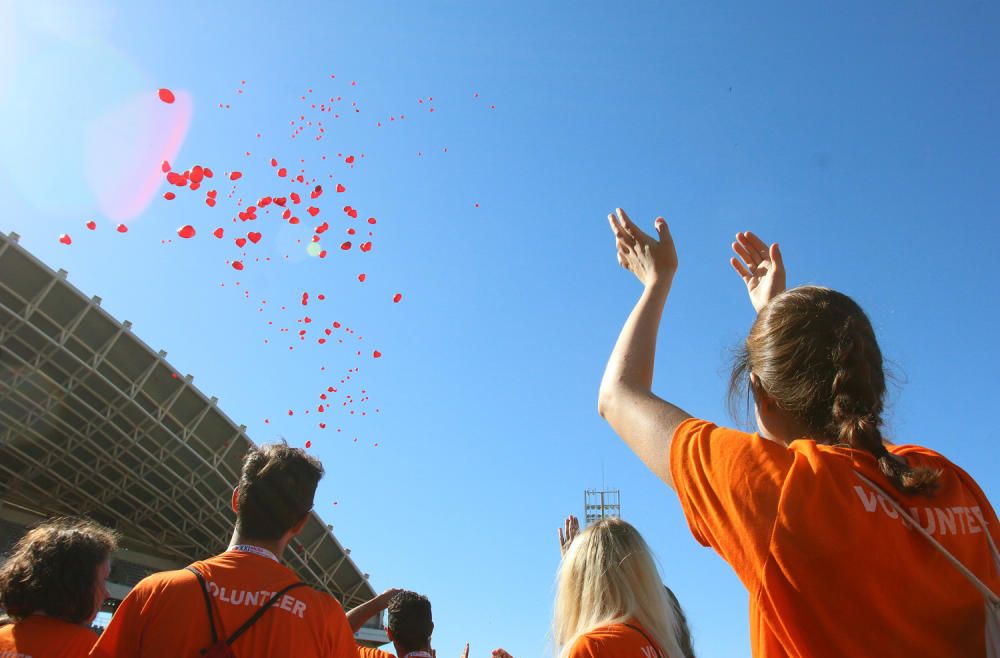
(584, 489, 621, 525)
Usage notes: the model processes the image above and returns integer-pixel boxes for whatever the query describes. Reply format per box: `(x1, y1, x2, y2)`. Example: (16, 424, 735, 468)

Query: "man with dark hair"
(348, 589, 465, 658)
(91, 443, 357, 658)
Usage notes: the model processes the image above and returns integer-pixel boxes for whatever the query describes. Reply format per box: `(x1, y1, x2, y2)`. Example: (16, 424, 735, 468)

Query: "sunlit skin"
(596, 209, 797, 489)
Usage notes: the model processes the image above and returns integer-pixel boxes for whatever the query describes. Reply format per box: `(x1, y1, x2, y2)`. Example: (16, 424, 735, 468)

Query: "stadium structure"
(584, 489, 621, 525)
(0, 230, 387, 645)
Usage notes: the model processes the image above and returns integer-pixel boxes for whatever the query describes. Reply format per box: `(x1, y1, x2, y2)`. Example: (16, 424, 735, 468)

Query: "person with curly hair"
(346, 589, 462, 658)
(0, 517, 118, 658)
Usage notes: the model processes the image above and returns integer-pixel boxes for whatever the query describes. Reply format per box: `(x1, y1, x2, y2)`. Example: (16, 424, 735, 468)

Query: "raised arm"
(597, 208, 691, 489)
(345, 588, 401, 633)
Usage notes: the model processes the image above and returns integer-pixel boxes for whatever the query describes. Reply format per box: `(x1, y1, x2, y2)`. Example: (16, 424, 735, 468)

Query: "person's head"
(554, 518, 685, 658)
(730, 285, 939, 494)
(0, 517, 117, 625)
(386, 590, 434, 654)
(233, 441, 324, 542)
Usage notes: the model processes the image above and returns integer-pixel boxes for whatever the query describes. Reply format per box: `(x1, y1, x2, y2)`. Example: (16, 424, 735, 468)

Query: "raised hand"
(558, 515, 580, 556)
(730, 231, 785, 313)
(492, 650, 514, 658)
(607, 208, 678, 288)
(460, 643, 469, 658)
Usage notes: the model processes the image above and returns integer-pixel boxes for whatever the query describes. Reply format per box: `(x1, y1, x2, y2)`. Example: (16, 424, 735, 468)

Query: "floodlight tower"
(583, 489, 621, 525)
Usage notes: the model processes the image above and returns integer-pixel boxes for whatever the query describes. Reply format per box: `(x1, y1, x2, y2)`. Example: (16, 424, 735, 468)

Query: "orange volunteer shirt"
(567, 622, 662, 658)
(670, 418, 1000, 658)
(90, 550, 356, 658)
(0, 616, 97, 658)
(357, 645, 395, 658)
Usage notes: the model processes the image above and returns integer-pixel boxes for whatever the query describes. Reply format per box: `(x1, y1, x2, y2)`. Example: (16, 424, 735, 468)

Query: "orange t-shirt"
(567, 622, 662, 658)
(0, 616, 97, 658)
(670, 418, 1000, 658)
(357, 645, 395, 658)
(89, 551, 356, 658)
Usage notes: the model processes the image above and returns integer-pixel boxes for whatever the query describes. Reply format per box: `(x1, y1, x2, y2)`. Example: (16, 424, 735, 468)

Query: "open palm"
(730, 231, 786, 313)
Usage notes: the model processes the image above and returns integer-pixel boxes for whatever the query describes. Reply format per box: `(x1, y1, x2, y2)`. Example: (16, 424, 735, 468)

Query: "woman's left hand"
(558, 515, 580, 556)
(607, 208, 677, 288)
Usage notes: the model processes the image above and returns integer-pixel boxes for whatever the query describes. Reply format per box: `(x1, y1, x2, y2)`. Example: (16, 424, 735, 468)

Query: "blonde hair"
(553, 518, 684, 658)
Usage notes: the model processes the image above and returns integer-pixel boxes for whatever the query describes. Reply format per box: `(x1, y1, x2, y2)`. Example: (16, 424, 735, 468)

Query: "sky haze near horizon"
(1, 1, 998, 656)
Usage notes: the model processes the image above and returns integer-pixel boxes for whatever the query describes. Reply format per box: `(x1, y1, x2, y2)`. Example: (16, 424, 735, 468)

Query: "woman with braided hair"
(598, 208, 999, 657)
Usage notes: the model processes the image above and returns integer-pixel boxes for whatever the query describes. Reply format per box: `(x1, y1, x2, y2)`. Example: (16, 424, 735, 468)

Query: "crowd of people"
(1, 214, 998, 657)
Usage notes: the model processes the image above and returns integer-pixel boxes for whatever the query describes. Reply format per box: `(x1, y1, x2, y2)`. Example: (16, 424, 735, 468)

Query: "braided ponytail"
(830, 316, 939, 494)
(732, 286, 940, 496)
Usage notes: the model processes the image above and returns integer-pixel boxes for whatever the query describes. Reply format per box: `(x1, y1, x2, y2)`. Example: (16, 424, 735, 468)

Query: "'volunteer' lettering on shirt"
(203, 580, 308, 618)
(854, 483, 988, 536)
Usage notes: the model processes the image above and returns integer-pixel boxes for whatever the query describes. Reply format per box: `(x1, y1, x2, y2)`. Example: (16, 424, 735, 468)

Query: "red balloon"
(177, 225, 196, 239)
(158, 88, 176, 104)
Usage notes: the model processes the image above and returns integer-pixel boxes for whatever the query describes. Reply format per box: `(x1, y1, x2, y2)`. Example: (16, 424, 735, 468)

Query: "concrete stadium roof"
(0, 230, 377, 609)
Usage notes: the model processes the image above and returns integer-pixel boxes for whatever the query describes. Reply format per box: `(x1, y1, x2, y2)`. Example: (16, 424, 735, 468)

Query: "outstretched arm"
(597, 208, 691, 489)
(346, 588, 401, 633)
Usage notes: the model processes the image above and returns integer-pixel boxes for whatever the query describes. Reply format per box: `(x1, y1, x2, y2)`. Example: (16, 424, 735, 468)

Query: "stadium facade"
(0, 230, 386, 645)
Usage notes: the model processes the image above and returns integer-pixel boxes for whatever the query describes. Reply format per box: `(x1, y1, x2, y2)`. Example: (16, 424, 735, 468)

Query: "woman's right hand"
(730, 231, 785, 313)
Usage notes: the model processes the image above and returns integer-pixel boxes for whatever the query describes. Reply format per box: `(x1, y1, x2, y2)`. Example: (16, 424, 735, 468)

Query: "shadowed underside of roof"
(0, 230, 376, 608)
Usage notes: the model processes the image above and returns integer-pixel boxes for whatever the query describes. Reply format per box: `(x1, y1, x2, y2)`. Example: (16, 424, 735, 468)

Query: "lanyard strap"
(229, 544, 279, 562)
(854, 471, 1000, 604)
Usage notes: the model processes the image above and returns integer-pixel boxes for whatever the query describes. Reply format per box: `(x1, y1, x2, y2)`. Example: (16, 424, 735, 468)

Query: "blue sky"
(1, 1, 998, 656)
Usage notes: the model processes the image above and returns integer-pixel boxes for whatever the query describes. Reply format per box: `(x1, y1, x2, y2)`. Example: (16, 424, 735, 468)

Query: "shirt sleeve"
(669, 418, 794, 587)
(356, 646, 394, 658)
(325, 598, 364, 658)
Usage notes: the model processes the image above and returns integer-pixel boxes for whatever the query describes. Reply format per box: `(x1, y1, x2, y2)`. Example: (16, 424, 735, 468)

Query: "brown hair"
(0, 517, 118, 623)
(236, 442, 324, 541)
(387, 590, 433, 651)
(730, 286, 939, 495)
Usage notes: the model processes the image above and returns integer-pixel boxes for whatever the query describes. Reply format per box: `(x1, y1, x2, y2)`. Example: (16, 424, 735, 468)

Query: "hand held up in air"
(558, 515, 580, 556)
(729, 231, 786, 313)
(607, 208, 678, 289)
(492, 650, 515, 658)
